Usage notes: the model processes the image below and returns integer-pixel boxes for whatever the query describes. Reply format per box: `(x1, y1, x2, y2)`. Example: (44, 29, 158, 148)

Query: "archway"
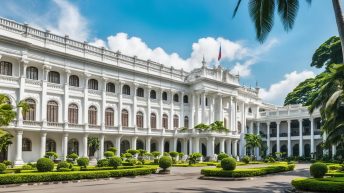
(177, 140, 182, 153)
(104, 141, 114, 151)
(164, 141, 170, 153)
(201, 143, 207, 156)
(68, 138, 79, 155)
(215, 143, 220, 154)
(304, 144, 311, 157)
(136, 140, 145, 150)
(280, 145, 288, 158)
(120, 140, 130, 154)
(151, 142, 157, 152)
(293, 144, 299, 156)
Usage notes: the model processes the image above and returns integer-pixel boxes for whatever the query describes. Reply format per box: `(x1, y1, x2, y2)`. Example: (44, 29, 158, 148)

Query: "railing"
(280, 133, 287, 137)
(25, 79, 42, 86)
(47, 122, 63, 128)
(69, 86, 83, 92)
(106, 92, 117, 97)
(23, 120, 42, 126)
(88, 89, 102, 96)
(89, 125, 101, 129)
(68, 123, 84, 129)
(0, 74, 19, 83)
(47, 82, 63, 89)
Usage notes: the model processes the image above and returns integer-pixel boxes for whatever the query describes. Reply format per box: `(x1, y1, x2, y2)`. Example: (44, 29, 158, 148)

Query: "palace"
(0, 17, 328, 165)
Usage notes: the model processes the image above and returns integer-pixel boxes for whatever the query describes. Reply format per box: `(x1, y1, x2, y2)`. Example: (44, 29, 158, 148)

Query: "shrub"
(153, 159, 159, 164)
(104, 151, 115, 158)
(36, 158, 54, 172)
(45, 151, 59, 160)
(66, 153, 78, 162)
(217, 153, 229, 161)
(108, 147, 117, 155)
(27, 162, 37, 168)
(21, 164, 33, 170)
(122, 153, 133, 159)
(2, 160, 11, 167)
(127, 149, 139, 156)
(292, 177, 344, 193)
(188, 153, 202, 165)
(108, 157, 122, 169)
(179, 152, 184, 159)
(159, 156, 172, 170)
(97, 159, 109, 167)
(77, 157, 89, 168)
(151, 151, 161, 158)
(221, 157, 236, 170)
(163, 152, 170, 156)
(0, 163, 6, 173)
(169, 152, 178, 158)
(310, 163, 328, 178)
(241, 156, 251, 164)
(57, 161, 72, 171)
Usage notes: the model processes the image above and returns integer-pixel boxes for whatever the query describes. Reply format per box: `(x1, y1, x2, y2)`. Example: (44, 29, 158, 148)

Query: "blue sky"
(0, 0, 338, 105)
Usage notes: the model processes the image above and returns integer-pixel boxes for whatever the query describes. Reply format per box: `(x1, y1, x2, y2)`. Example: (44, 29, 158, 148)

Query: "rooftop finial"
(202, 55, 206, 67)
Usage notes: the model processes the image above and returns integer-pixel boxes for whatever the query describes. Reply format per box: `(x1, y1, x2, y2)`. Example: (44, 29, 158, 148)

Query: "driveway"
(0, 164, 310, 193)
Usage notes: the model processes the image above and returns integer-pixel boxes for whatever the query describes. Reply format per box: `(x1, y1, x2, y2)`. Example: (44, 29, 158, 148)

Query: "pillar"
(206, 137, 215, 158)
(133, 84, 138, 127)
(287, 120, 291, 157)
(159, 137, 165, 155)
(131, 136, 138, 150)
(170, 91, 174, 129)
(118, 82, 123, 131)
(220, 138, 225, 153)
(115, 136, 121, 156)
(299, 119, 303, 156)
(182, 138, 188, 155)
(332, 145, 337, 158)
(83, 134, 88, 157)
(99, 134, 105, 159)
(232, 140, 238, 157)
(188, 138, 193, 155)
(226, 139, 232, 156)
(172, 138, 178, 152)
(62, 133, 68, 160)
(14, 131, 24, 166)
(189, 94, 195, 129)
(40, 132, 47, 158)
(146, 137, 151, 152)
(193, 137, 200, 153)
(267, 122, 270, 155)
(276, 121, 280, 153)
(201, 92, 206, 124)
(310, 118, 314, 154)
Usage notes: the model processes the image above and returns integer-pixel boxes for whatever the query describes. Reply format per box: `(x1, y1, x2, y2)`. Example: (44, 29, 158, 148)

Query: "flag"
(218, 45, 222, 61)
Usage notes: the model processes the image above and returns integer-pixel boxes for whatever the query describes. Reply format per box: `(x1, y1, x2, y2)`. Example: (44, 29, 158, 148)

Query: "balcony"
(25, 79, 42, 87)
(47, 122, 64, 128)
(47, 82, 63, 90)
(89, 124, 101, 130)
(23, 120, 42, 127)
(68, 123, 84, 130)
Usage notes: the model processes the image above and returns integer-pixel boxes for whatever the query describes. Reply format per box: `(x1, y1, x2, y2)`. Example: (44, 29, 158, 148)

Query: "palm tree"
(209, 121, 229, 132)
(233, 0, 344, 62)
(244, 133, 263, 156)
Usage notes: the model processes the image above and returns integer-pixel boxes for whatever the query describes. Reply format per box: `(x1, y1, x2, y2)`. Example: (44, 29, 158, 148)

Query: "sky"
(0, 0, 338, 105)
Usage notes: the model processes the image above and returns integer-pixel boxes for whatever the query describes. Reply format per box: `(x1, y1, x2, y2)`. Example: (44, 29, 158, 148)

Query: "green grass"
(292, 177, 344, 193)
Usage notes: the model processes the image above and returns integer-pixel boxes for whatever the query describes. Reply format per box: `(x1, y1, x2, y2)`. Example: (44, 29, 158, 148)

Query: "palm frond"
(277, 0, 299, 31)
(232, 0, 242, 18)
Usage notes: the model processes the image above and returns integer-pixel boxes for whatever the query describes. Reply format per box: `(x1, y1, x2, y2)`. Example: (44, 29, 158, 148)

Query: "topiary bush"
(77, 157, 89, 168)
(127, 149, 139, 156)
(159, 156, 172, 170)
(66, 153, 78, 162)
(97, 159, 109, 167)
(310, 162, 328, 178)
(104, 151, 115, 158)
(57, 161, 72, 171)
(188, 153, 202, 165)
(217, 153, 229, 161)
(241, 156, 251, 164)
(108, 147, 117, 155)
(0, 163, 6, 173)
(221, 157, 236, 170)
(44, 151, 59, 160)
(108, 156, 123, 169)
(2, 160, 12, 167)
(36, 158, 54, 172)
(21, 164, 33, 170)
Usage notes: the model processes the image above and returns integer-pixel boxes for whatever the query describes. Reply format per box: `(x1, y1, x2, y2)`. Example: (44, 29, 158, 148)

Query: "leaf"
(232, 0, 242, 18)
(277, 0, 299, 31)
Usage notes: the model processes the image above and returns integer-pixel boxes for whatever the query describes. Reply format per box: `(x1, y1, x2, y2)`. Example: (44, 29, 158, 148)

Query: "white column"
(195, 94, 199, 124)
(146, 137, 151, 152)
(226, 139, 232, 156)
(118, 82, 123, 131)
(170, 91, 174, 129)
(159, 137, 165, 155)
(17, 60, 27, 127)
(310, 118, 314, 154)
(206, 137, 215, 158)
(115, 136, 121, 156)
(188, 138, 193, 154)
(287, 120, 291, 157)
(63, 70, 71, 129)
(232, 140, 238, 157)
(332, 145, 337, 158)
(99, 134, 105, 159)
(131, 136, 138, 150)
(83, 74, 90, 130)
(147, 87, 151, 131)
(40, 132, 47, 158)
(218, 95, 223, 121)
(276, 121, 280, 153)
(193, 137, 200, 153)
(201, 92, 206, 124)
(14, 131, 24, 166)
(41, 67, 50, 126)
(228, 97, 233, 130)
(210, 95, 215, 124)
(101, 78, 107, 131)
(233, 98, 237, 132)
(189, 94, 195, 129)
(62, 133, 68, 160)
(220, 138, 225, 153)
(172, 138, 178, 152)
(83, 134, 88, 157)
(250, 122, 254, 134)
(299, 119, 303, 156)
(267, 122, 270, 155)
(159, 89, 164, 129)
(182, 138, 188, 154)
(133, 84, 138, 128)
(180, 92, 184, 128)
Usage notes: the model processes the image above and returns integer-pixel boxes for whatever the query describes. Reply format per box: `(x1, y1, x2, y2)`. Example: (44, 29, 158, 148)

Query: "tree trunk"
(332, 0, 344, 64)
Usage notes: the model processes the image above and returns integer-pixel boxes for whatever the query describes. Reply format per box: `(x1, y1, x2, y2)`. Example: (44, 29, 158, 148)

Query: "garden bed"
(201, 164, 295, 178)
(291, 177, 344, 193)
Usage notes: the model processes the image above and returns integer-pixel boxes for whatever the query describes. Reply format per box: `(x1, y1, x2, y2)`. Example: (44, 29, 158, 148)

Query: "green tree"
(194, 123, 209, 132)
(87, 137, 100, 157)
(209, 121, 229, 132)
(310, 36, 342, 68)
(244, 133, 263, 156)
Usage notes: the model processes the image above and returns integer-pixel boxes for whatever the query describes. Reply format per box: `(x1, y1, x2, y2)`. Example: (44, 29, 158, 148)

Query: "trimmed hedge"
(80, 165, 143, 171)
(0, 168, 157, 185)
(201, 164, 295, 178)
(310, 162, 328, 178)
(292, 177, 344, 193)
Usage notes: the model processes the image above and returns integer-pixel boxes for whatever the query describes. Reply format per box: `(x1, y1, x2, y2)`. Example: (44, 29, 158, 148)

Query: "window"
(22, 138, 32, 151)
(88, 79, 98, 90)
(105, 108, 114, 126)
(46, 139, 56, 152)
(47, 101, 58, 122)
(184, 116, 189, 128)
(121, 109, 129, 127)
(136, 111, 144, 128)
(104, 141, 114, 151)
(173, 94, 179, 102)
(137, 88, 144, 97)
(150, 90, 156, 99)
(162, 114, 168, 129)
(122, 85, 130, 95)
(173, 115, 179, 128)
(68, 139, 79, 155)
(248, 108, 252, 113)
(162, 92, 167, 101)
(206, 97, 208, 106)
(106, 82, 116, 93)
(150, 113, 156, 129)
(0, 61, 12, 76)
(48, 71, 60, 84)
(23, 99, 35, 121)
(88, 106, 97, 125)
(68, 104, 78, 124)
(69, 75, 79, 87)
(183, 95, 188, 103)
(26, 66, 38, 80)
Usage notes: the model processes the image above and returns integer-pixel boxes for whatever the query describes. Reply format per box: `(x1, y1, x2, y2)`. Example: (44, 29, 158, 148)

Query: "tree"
(310, 36, 342, 68)
(244, 133, 263, 156)
(209, 121, 229, 132)
(87, 137, 100, 157)
(233, 0, 344, 63)
(194, 123, 210, 132)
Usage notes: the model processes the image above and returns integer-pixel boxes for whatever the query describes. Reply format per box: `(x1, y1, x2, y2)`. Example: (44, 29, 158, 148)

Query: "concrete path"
(0, 164, 311, 193)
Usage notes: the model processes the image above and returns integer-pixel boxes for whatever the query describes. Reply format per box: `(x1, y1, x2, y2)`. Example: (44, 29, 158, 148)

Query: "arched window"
(47, 101, 58, 122)
(0, 61, 12, 76)
(26, 66, 38, 80)
(46, 138, 56, 152)
(184, 116, 189, 128)
(88, 79, 98, 90)
(68, 138, 79, 155)
(120, 140, 130, 154)
(23, 99, 35, 121)
(106, 82, 116, 93)
(88, 106, 97, 125)
(248, 108, 252, 113)
(105, 108, 114, 126)
(48, 71, 60, 84)
(69, 75, 79, 87)
(122, 85, 130, 95)
(121, 109, 129, 127)
(68, 104, 78, 124)
(150, 113, 157, 129)
(183, 95, 188, 103)
(136, 111, 144, 128)
(162, 92, 167, 101)
(150, 90, 156, 99)
(104, 141, 114, 151)
(162, 114, 168, 129)
(173, 115, 179, 128)
(136, 88, 144, 97)
(22, 138, 32, 151)
(173, 94, 179, 102)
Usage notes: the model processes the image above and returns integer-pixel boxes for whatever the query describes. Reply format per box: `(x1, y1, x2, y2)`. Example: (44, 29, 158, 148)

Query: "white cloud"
(259, 70, 316, 105)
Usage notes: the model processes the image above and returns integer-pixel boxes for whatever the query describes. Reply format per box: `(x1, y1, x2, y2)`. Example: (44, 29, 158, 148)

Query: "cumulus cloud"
(259, 70, 316, 105)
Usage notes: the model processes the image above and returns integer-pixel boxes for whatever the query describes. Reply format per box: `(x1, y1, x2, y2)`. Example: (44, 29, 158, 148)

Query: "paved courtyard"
(0, 164, 310, 193)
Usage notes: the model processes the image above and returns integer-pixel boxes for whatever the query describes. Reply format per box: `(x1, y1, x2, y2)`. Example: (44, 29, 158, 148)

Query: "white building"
(0, 17, 326, 165)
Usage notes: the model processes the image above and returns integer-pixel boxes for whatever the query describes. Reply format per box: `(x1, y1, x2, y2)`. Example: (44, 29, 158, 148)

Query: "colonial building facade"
(0, 17, 325, 165)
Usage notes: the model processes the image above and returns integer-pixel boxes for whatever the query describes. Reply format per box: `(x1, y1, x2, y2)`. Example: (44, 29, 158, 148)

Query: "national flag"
(218, 45, 222, 61)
